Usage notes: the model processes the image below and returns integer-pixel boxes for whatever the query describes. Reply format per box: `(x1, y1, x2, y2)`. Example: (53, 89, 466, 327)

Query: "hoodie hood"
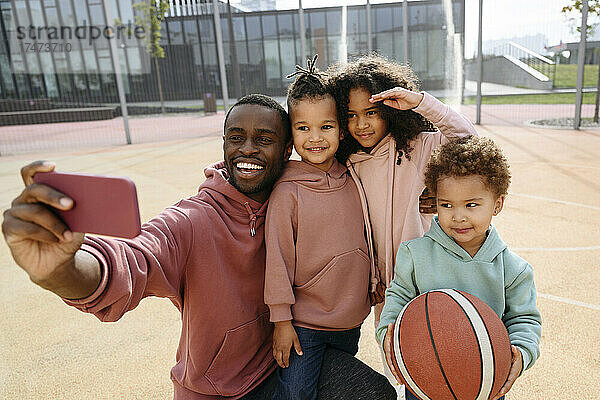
(200, 161, 268, 237)
(276, 159, 349, 190)
(426, 216, 507, 262)
(347, 133, 393, 164)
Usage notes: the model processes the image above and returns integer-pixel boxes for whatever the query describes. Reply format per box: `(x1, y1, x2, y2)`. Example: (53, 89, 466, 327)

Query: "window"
(326, 10, 341, 35)
(263, 39, 280, 88)
(168, 20, 183, 44)
(184, 20, 199, 45)
(309, 11, 325, 37)
(233, 16, 246, 41)
(262, 14, 276, 39)
(347, 8, 363, 35)
(278, 13, 293, 37)
(393, 6, 403, 32)
(245, 16, 261, 40)
(198, 16, 215, 42)
(375, 7, 392, 33)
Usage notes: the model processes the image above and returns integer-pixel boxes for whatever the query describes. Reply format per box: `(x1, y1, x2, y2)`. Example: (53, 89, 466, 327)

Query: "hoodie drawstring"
(244, 202, 257, 237)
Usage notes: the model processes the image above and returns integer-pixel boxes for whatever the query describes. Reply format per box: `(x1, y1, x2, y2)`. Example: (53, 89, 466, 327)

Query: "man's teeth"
(236, 162, 264, 170)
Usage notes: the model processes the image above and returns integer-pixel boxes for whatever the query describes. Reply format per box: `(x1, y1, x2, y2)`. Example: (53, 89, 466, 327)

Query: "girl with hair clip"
(264, 55, 386, 400)
(328, 54, 478, 383)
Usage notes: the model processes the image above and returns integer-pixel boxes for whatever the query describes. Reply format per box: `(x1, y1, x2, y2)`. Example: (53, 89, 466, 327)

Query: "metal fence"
(0, 0, 596, 156)
(468, 0, 596, 129)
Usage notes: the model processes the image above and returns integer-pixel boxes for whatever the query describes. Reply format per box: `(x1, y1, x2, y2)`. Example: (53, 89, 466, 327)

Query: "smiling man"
(2, 94, 395, 400)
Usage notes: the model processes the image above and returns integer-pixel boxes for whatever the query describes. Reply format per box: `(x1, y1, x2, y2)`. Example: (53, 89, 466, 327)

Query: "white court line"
(510, 192, 600, 211)
(510, 162, 600, 171)
(538, 293, 600, 311)
(513, 246, 600, 252)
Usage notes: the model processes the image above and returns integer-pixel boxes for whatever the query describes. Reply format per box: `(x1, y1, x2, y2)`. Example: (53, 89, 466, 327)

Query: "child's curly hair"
(286, 54, 332, 109)
(424, 136, 511, 197)
(327, 54, 436, 164)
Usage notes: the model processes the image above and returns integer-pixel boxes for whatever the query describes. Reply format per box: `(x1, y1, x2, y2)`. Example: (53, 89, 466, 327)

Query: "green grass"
(461, 92, 597, 105)
(531, 64, 599, 88)
(553, 64, 599, 88)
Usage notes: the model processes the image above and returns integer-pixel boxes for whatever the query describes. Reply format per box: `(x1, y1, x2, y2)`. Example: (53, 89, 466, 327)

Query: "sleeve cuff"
(375, 325, 387, 346)
(62, 244, 109, 307)
(268, 304, 293, 322)
(412, 91, 449, 124)
(517, 346, 532, 373)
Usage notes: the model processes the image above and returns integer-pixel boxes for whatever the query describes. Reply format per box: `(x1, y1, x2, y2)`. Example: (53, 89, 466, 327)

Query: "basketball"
(389, 289, 512, 400)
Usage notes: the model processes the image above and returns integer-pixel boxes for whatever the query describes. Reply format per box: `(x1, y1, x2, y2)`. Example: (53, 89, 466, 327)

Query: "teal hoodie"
(376, 217, 542, 371)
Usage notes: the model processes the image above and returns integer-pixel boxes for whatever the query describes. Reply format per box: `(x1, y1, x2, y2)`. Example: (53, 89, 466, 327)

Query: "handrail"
(508, 41, 555, 65)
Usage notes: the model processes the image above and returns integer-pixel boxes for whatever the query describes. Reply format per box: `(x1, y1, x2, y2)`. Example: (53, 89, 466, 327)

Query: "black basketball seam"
(399, 300, 429, 399)
(426, 292, 459, 400)
(462, 293, 497, 400)
(450, 291, 485, 400)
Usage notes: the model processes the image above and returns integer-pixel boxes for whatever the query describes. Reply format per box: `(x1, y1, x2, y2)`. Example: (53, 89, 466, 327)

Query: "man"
(2, 95, 396, 400)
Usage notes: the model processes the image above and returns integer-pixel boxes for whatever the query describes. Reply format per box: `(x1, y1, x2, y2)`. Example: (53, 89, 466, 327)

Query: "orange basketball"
(389, 289, 512, 400)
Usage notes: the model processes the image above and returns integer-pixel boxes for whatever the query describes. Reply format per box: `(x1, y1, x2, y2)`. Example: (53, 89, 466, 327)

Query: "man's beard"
(226, 156, 285, 197)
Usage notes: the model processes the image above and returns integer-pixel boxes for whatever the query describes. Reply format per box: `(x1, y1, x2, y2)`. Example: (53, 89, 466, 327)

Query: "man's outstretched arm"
(2, 160, 101, 300)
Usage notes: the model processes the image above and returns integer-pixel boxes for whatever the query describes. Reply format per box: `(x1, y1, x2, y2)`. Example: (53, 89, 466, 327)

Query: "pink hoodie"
(64, 162, 275, 399)
(346, 92, 478, 294)
(264, 160, 376, 331)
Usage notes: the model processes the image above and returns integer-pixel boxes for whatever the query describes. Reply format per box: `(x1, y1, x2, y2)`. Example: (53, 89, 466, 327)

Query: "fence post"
(299, 0, 306, 63)
(574, 0, 588, 129)
(366, 0, 372, 53)
(103, 0, 131, 144)
(341, 5, 348, 64)
(476, 0, 483, 125)
(226, 0, 242, 99)
(403, 0, 409, 64)
(213, 0, 229, 112)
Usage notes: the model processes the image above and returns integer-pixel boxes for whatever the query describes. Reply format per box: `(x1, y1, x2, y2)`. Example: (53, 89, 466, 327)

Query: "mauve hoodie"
(264, 160, 376, 331)
(346, 93, 478, 324)
(64, 162, 275, 399)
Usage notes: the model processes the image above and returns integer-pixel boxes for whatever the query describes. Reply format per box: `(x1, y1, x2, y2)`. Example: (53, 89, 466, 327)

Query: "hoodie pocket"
(204, 312, 272, 396)
(294, 248, 371, 329)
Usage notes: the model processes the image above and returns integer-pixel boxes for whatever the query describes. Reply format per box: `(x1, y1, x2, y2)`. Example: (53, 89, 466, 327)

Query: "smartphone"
(33, 171, 142, 239)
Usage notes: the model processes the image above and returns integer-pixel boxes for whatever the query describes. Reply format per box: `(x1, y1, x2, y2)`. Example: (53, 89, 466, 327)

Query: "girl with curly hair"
(328, 54, 478, 324)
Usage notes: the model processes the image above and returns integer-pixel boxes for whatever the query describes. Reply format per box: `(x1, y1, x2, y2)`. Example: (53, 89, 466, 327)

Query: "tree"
(562, 1, 600, 35)
(134, 0, 170, 114)
(562, 1, 600, 121)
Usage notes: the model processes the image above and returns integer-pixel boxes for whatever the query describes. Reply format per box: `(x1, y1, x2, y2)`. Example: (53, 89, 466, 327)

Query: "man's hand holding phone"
(2, 161, 140, 299)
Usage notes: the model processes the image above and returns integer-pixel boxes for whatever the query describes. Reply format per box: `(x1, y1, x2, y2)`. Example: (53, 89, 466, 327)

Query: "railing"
(490, 41, 556, 87)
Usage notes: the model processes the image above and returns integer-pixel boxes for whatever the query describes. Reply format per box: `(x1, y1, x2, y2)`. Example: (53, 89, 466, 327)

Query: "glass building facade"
(0, 0, 465, 103)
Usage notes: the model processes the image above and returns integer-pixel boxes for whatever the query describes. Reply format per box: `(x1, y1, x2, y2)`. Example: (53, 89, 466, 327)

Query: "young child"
(328, 55, 479, 325)
(377, 136, 542, 400)
(264, 56, 384, 400)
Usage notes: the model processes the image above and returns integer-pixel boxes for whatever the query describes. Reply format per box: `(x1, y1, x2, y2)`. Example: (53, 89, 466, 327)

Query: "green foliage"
(133, 0, 170, 59)
(561, 0, 600, 35)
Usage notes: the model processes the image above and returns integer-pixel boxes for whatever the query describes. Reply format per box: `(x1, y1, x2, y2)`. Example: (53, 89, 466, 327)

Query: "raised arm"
(2, 161, 100, 299)
(370, 87, 477, 139)
(3, 161, 192, 323)
(413, 92, 477, 139)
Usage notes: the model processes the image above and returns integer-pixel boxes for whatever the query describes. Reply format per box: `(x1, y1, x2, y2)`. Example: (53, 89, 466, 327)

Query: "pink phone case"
(33, 171, 141, 238)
